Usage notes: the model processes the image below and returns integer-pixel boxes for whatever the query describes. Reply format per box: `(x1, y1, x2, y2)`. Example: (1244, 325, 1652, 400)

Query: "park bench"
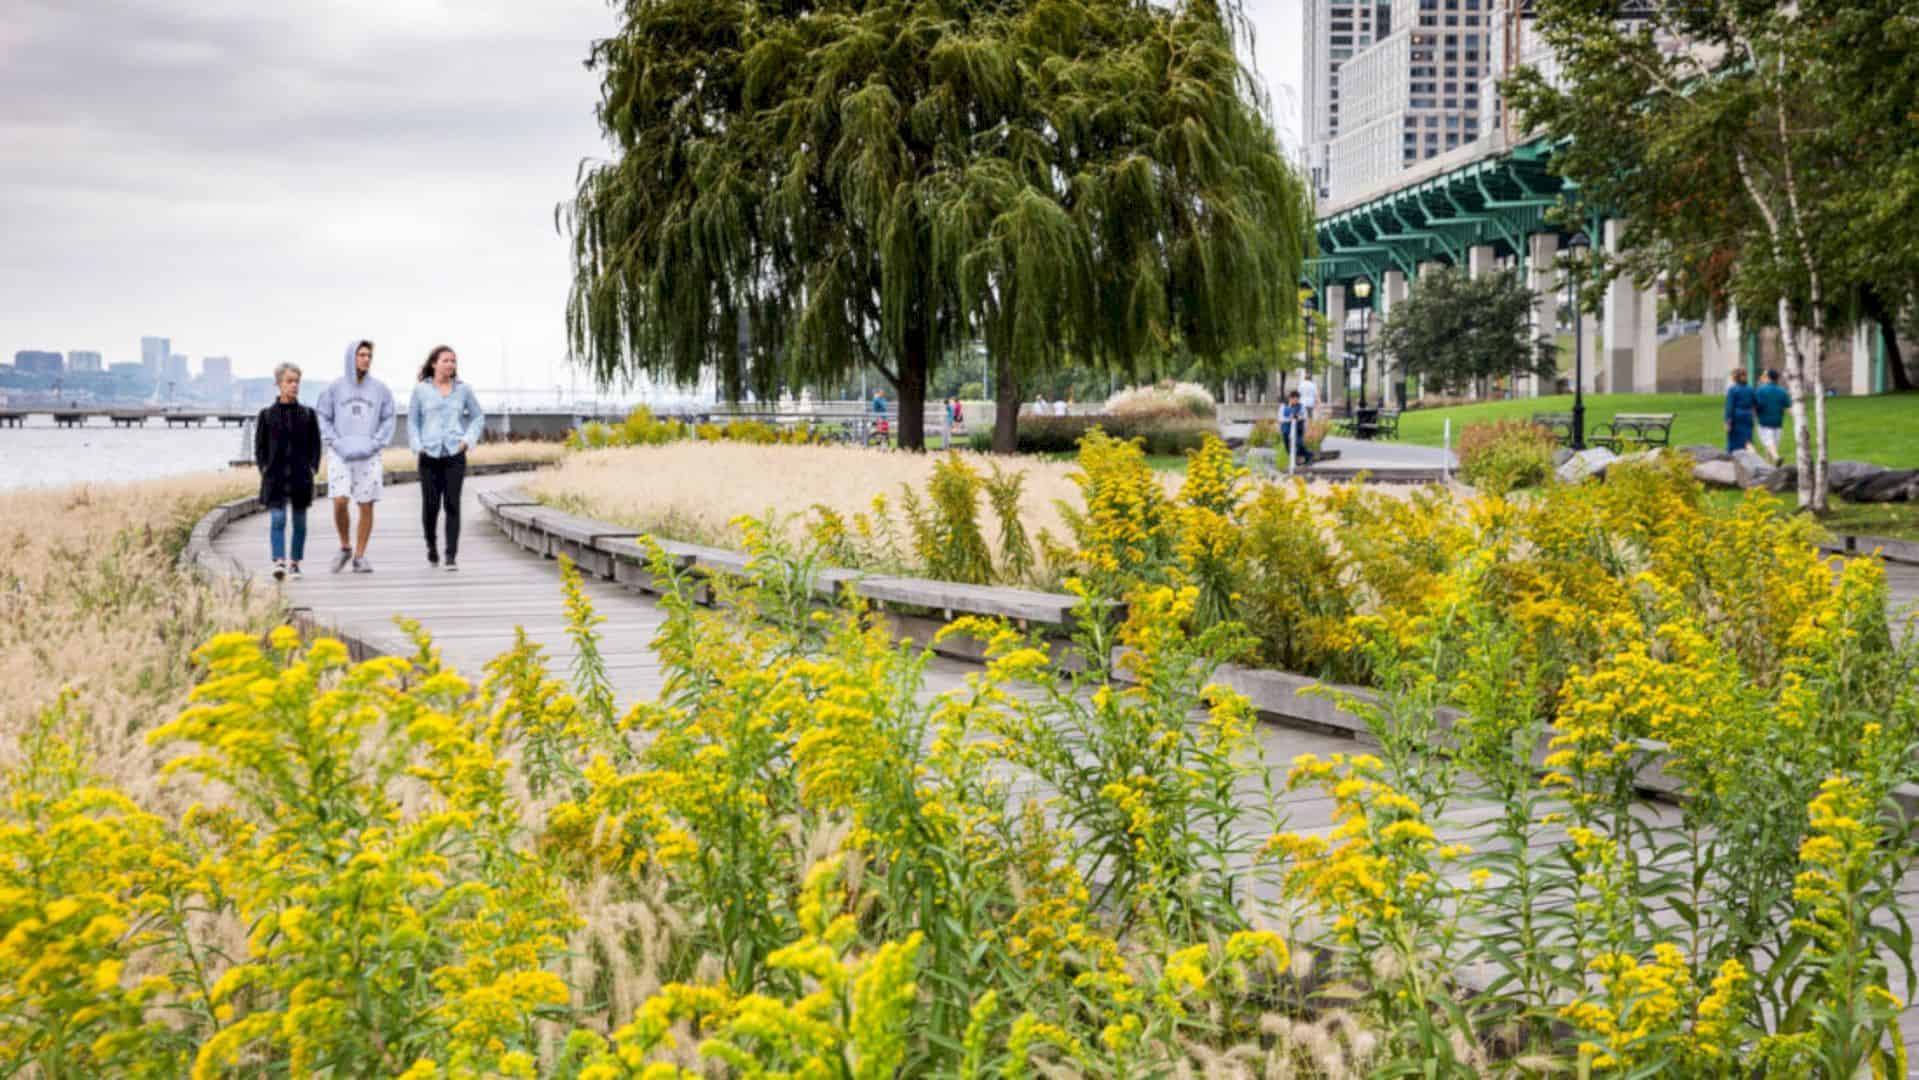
(1335, 407, 1398, 440)
(1592, 412, 1676, 452)
(1531, 411, 1574, 445)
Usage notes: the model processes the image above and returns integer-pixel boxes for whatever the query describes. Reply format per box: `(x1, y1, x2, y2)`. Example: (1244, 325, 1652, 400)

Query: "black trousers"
(419, 451, 467, 558)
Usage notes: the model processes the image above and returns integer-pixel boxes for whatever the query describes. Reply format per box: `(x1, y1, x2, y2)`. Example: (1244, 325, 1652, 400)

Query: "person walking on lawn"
(315, 339, 395, 573)
(1723, 366, 1758, 454)
(1753, 368, 1792, 464)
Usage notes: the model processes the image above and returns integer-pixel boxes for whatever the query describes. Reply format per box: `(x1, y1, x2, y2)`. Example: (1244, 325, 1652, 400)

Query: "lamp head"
(1353, 279, 1373, 300)
(1567, 231, 1591, 254)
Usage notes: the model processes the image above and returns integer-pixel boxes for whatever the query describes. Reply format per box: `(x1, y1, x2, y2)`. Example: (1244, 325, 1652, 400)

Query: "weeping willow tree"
(564, 0, 1311, 451)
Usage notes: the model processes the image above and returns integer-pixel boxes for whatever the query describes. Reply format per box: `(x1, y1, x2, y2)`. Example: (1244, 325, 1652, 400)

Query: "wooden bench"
(1593, 412, 1675, 451)
(1531, 411, 1574, 445)
(1336, 407, 1398, 440)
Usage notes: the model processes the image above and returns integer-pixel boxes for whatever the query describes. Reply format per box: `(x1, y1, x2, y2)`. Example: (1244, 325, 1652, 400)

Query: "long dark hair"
(417, 345, 456, 383)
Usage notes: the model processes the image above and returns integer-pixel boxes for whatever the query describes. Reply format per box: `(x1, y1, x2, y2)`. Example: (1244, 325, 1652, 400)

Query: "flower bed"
(5, 477, 1912, 1073)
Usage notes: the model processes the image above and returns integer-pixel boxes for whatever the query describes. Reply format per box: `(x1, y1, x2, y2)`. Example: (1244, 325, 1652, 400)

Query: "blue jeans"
(1726, 421, 1753, 453)
(269, 502, 308, 563)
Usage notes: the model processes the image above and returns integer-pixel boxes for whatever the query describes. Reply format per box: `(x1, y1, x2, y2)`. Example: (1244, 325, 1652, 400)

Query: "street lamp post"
(1352, 279, 1374, 409)
(1566, 231, 1591, 450)
(1303, 295, 1318, 400)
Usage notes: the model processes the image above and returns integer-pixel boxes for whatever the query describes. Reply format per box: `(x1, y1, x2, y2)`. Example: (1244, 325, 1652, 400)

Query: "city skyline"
(2, 1, 1308, 390)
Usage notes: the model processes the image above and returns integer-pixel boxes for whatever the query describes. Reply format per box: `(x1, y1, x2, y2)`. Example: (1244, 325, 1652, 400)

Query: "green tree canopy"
(562, 0, 1311, 450)
(1504, 0, 1918, 506)
(1373, 267, 1554, 398)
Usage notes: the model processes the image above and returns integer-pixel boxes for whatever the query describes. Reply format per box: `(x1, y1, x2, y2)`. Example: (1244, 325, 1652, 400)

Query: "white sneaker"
(351, 556, 373, 574)
(330, 549, 352, 573)
(272, 560, 286, 581)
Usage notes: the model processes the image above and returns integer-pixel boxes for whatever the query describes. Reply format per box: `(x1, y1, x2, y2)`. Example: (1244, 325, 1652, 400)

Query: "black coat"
(254, 401, 323, 508)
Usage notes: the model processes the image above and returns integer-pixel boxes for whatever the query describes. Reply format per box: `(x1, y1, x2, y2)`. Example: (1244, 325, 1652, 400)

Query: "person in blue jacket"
(409, 345, 486, 571)
(1753, 369, 1792, 464)
(1723, 366, 1758, 453)
(315, 340, 395, 573)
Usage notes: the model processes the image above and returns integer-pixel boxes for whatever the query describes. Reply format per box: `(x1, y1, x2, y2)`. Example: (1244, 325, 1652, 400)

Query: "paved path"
(211, 474, 1919, 1064)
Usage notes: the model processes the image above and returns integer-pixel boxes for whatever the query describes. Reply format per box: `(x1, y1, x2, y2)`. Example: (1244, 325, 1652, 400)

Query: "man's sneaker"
(289, 563, 303, 578)
(330, 549, 352, 573)
(427, 548, 439, 566)
(351, 556, 373, 574)
(272, 560, 286, 582)
(444, 557, 459, 572)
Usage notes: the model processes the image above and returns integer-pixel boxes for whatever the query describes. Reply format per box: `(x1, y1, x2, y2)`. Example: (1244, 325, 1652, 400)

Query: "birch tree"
(1507, 0, 1869, 509)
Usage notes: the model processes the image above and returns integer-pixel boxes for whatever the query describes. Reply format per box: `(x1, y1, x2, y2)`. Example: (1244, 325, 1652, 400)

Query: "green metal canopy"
(1308, 138, 1591, 299)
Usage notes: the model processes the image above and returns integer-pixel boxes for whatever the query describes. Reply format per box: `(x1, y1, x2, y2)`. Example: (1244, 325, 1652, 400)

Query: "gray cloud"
(2, 0, 1302, 394)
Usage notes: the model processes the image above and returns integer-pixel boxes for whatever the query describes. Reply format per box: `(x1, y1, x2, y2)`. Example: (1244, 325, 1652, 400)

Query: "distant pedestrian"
(1281, 390, 1314, 466)
(1052, 397, 1068, 417)
(316, 339, 395, 573)
(1723, 367, 1757, 453)
(409, 345, 485, 571)
(1753, 368, 1791, 464)
(253, 362, 322, 580)
(1297, 372, 1319, 416)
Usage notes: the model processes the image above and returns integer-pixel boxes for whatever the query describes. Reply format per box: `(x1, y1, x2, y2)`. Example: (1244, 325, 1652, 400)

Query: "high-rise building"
(13, 350, 64, 375)
(200, 356, 233, 402)
(1303, 0, 1391, 203)
(1313, 0, 1490, 204)
(141, 336, 171, 376)
(67, 350, 104, 373)
(166, 353, 190, 385)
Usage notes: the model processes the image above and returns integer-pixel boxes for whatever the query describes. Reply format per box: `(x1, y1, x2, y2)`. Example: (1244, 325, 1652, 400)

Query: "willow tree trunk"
(992, 351, 1020, 454)
(897, 322, 929, 452)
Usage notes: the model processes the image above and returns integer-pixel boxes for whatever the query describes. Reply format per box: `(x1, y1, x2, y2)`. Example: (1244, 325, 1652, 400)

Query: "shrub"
(1246, 419, 1278, 449)
(1006, 415, 1211, 456)
(1457, 419, 1556, 494)
(1104, 380, 1218, 421)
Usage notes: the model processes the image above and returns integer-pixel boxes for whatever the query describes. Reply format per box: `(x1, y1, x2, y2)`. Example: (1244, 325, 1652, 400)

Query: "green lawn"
(1397, 392, 1919, 468)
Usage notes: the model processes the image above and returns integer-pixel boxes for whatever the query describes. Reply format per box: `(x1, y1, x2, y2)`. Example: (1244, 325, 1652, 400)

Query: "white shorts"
(325, 449, 384, 504)
(1756, 426, 1781, 456)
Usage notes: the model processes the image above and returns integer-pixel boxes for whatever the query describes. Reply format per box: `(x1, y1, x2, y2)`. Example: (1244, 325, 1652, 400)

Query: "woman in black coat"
(254, 361, 323, 580)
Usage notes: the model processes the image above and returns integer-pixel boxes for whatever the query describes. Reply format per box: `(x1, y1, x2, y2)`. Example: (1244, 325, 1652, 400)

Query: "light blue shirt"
(408, 380, 485, 457)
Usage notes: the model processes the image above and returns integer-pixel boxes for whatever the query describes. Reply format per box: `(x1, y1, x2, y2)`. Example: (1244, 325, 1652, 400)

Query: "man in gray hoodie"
(314, 339, 396, 572)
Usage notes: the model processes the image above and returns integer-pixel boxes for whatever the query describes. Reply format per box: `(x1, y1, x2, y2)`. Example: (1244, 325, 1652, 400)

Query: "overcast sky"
(1, 0, 1303, 390)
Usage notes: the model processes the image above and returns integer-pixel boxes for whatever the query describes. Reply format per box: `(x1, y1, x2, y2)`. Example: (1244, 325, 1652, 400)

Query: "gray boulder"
(1557, 447, 1619, 484)
(1693, 459, 1741, 488)
(1853, 469, 1918, 503)
(1732, 449, 1776, 489)
(1552, 447, 1575, 467)
(1827, 460, 1885, 499)
(1763, 466, 1798, 494)
(1682, 445, 1731, 463)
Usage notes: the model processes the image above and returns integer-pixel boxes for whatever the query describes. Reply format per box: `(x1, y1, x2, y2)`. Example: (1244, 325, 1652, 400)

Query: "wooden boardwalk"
(211, 474, 1919, 1065)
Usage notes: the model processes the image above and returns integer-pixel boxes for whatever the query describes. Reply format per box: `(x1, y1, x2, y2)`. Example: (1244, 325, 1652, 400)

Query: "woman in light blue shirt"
(408, 345, 485, 570)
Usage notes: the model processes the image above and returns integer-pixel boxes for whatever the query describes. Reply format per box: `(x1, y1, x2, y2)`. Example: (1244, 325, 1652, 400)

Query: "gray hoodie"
(315, 341, 396, 461)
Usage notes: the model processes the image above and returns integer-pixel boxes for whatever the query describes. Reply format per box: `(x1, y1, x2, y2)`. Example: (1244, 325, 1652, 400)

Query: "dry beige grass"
(0, 469, 280, 807)
(526, 441, 1167, 554)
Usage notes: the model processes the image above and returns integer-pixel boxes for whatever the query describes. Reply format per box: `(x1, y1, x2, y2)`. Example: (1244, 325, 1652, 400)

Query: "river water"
(0, 420, 247, 493)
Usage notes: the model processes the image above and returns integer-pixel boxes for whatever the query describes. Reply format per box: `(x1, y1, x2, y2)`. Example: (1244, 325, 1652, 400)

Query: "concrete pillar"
(1468, 244, 1497, 279)
(1634, 280, 1660, 393)
(1852, 323, 1875, 395)
(1325, 284, 1347, 412)
(1701, 306, 1739, 394)
(1602, 220, 1637, 393)
(1379, 270, 1408, 407)
(1526, 233, 1559, 398)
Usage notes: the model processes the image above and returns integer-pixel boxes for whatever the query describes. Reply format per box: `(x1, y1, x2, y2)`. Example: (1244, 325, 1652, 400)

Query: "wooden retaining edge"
(1823, 534, 1919, 568)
